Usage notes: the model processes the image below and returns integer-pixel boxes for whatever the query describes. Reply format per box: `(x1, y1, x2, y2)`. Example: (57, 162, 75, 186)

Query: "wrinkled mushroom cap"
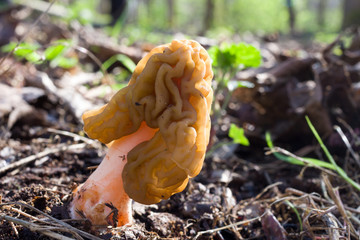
(82, 39, 213, 204)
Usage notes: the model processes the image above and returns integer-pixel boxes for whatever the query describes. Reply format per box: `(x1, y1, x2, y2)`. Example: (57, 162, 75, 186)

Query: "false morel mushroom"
(68, 39, 214, 227)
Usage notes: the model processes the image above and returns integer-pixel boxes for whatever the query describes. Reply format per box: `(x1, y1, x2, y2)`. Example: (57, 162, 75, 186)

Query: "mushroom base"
(68, 122, 157, 227)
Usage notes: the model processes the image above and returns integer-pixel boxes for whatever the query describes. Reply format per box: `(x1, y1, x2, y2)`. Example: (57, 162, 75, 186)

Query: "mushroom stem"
(68, 122, 157, 226)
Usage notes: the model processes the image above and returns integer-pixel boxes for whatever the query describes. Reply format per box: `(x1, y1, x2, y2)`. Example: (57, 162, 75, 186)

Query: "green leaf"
(209, 42, 261, 72)
(45, 44, 66, 60)
(1, 42, 17, 52)
(228, 124, 250, 146)
(2, 42, 39, 53)
(14, 47, 34, 57)
(102, 54, 136, 72)
(24, 51, 43, 64)
(235, 43, 262, 68)
(1, 42, 42, 63)
(14, 43, 40, 56)
(51, 56, 78, 69)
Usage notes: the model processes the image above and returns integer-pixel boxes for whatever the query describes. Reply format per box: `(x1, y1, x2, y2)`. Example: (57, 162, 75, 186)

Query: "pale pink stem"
(69, 122, 157, 226)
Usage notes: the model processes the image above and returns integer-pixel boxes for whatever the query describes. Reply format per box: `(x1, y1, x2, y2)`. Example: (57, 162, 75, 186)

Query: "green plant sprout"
(102, 54, 136, 73)
(229, 124, 250, 146)
(209, 43, 261, 72)
(209, 42, 261, 119)
(1, 39, 77, 69)
(266, 116, 360, 191)
(101, 54, 136, 91)
(209, 42, 261, 90)
(2, 42, 42, 63)
(206, 42, 260, 155)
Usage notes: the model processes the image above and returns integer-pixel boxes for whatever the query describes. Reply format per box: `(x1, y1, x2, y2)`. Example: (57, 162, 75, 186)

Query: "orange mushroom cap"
(82, 39, 213, 204)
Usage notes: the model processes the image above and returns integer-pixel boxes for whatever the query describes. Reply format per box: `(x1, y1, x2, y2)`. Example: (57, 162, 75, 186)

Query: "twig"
(47, 128, 99, 147)
(6, 206, 48, 224)
(321, 212, 340, 240)
(0, 213, 75, 240)
(0, 143, 86, 175)
(322, 174, 358, 238)
(0, 201, 102, 240)
(276, 193, 346, 239)
(254, 181, 283, 200)
(194, 213, 265, 240)
(286, 188, 360, 214)
(337, 118, 360, 146)
(10, 221, 19, 238)
(334, 125, 360, 168)
(194, 203, 279, 240)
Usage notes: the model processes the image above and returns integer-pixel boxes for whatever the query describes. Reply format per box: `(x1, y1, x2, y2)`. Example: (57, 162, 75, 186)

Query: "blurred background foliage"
(9, 0, 359, 45)
(117, 0, 352, 34)
(64, 0, 357, 43)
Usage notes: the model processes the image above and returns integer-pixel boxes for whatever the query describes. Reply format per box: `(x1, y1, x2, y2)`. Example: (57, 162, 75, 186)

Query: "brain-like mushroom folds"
(83, 40, 213, 204)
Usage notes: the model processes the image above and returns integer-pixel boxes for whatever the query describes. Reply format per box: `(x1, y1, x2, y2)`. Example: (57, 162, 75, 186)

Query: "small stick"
(0, 143, 86, 175)
(2, 206, 68, 233)
(0, 214, 76, 240)
(321, 212, 340, 240)
(6, 206, 48, 225)
(334, 125, 360, 168)
(86, 166, 98, 171)
(322, 174, 358, 237)
(194, 211, 268, 239)
(254, 181, 283, 200)
(0, 202, 102, 240)
(10, 221, 19, 237)
(47, 128, 99, 147)
(286, 188, 360, 214)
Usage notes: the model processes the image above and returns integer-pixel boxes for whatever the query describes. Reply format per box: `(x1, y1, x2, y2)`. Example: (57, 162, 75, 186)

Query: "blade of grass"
(102, 54, 136, 73)
(305, 116, 360, 191)
(285, 200, 303, 232)
(265, 132, 336, 170)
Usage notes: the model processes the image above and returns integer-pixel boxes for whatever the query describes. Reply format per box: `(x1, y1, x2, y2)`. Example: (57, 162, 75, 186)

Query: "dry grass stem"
(0, 213, 77, 240)
(323, 174, 358, 237)
(0, 201, 102, 240)
(47, 128, 99, 147)
(286, 188, 360, 214)
(0, 143, 86, 175)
